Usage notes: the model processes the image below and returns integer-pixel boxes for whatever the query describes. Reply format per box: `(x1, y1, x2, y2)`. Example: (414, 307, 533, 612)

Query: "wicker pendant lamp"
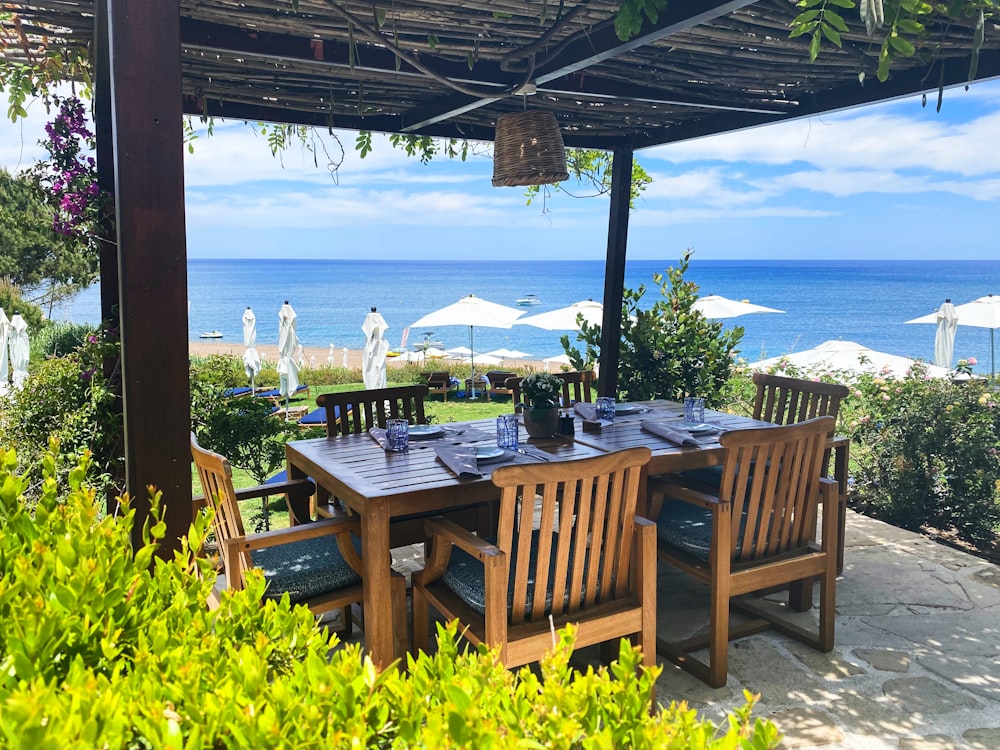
(492, 110, 569, 187)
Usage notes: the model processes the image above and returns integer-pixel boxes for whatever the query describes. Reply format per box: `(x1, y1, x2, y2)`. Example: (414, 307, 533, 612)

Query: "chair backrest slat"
(491, 447, 650, 626)
(508, 370, 596, 411)
(752, 372, 848, 427)
(317, 385, 429, 436)
(191, 433, 251, 575)
(719, 417, 832, 563)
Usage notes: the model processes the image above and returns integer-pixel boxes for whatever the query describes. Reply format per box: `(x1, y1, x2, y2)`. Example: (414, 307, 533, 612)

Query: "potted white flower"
(519, 372, 564, 437)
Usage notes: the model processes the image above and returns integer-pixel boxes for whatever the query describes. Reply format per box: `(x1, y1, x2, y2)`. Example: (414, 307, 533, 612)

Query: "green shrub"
(847, 374, 1000, 546)
(0, 328, 121, 497)
(0, 447, 781, 748)
(564, 251, 744, 407)
(30, 320, 94, 361)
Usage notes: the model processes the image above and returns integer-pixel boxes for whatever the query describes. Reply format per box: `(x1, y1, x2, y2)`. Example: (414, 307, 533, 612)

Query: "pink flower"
(968, 357, 978, 366)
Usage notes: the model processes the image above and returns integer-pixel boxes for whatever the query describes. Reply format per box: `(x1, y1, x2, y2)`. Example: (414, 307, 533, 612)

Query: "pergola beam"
(107, 0, 191, 552)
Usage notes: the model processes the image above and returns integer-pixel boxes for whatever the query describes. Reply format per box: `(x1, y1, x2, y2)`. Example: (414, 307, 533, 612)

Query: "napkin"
(574, 402, 614, 427)
(368, 427, 390, 450)
(434, 445, 481, 478)
(641, 420, 703, 446)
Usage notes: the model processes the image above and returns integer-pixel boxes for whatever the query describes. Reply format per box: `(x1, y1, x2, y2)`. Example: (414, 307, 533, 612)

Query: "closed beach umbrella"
(277, 301, 300, 412)
(8, 313, 29, 391)
(518, 299, 604, 331)
(693, 294, 784, 319)
(952, 295, 1000, 378)
(933, 300, 959, 369)
(752, 340, 950, 379)
(411, 295, 524, 399)
(328, 343, 336, 366)
(0, 308, 9, 394)
(362, 308, 390, 389)
(242, 307, 261, 392)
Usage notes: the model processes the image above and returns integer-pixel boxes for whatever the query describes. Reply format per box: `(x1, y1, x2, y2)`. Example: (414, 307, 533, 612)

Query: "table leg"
(360, 499, 394, 669)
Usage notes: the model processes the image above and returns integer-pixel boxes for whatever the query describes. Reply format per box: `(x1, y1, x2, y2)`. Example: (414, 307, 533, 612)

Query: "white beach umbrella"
(485, 347, 531, 360)
(463, 353, 503, 366)
(277, 301, 300, 412)
(693, 294, 784, 319)
(242, 307, 261, 392)
(8, 313, 29, 391)
(445, 346, 475, 357)
(411, 295, 524, 398)
(904, 300, 959, 368)
(0, 308, 9, 394)
(362, 308, 390, 389)
(518, 299, 604, 331)
(751, 340, 950, 379)
(907, 294, 1000, 377)
(544, 353, 574, 372)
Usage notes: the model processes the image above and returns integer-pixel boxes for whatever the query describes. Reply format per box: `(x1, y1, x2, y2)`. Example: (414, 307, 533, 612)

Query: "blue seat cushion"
(253, 534, 362, 604)
(223, 386, 254, 398)
(297, 404, 348, 425)
(656, 500, 716, 560)
(255, 384, 309, 399)
(442, 532, 598, 617)
(676, 465, 724, 490)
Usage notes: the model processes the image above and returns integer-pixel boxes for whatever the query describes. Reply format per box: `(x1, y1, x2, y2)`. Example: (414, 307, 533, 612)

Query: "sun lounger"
(254, 384, 311, 401)
(420, 371, 456, 402)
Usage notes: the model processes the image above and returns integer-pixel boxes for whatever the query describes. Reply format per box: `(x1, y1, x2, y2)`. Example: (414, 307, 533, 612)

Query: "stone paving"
(363, 509, 1000, 748)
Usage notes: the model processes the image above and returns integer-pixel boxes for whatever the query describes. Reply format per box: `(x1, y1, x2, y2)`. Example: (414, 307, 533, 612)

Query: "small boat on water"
(199, 330, 224, 339)
(516, 294, 540, 306)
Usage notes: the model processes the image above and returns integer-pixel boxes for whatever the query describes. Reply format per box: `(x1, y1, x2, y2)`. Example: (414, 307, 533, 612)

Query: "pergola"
(4, 0, 998, 550)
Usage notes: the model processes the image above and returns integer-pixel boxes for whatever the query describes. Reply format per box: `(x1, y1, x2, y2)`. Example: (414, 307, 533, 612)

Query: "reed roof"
(4, 0, 1000, 148)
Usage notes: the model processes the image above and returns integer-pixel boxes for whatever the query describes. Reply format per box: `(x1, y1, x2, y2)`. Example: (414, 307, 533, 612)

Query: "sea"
(55, 259, 1000, 374)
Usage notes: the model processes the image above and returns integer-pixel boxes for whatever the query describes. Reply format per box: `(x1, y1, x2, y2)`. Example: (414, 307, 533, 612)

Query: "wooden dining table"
(285, 400, 849, 668)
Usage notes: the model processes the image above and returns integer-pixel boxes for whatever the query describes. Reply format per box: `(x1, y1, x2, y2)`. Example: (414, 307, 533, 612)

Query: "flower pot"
(524, 407, 559, 438)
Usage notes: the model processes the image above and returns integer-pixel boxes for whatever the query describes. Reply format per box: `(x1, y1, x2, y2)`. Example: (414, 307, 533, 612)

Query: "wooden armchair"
(752, 372, 850, 570)
(507, 370, 596, 411)
(420, 371, 456, 402)
(647, 416, 839, 688)
(413, 447, 655, 670)
(485, 370, 517, 400)
(317, 384, 429, 436)
(191, 434, 407, 658)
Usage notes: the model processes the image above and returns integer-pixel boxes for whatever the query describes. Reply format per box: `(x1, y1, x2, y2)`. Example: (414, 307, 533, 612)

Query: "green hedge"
(0, 446, 780, 748)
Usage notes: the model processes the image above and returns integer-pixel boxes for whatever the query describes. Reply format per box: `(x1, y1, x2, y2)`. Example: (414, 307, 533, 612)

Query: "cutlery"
(514, 447, 550, 461)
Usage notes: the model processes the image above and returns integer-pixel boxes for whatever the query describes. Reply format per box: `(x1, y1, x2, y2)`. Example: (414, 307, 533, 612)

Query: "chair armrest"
(818, 477, 839, 552)
(648, 474, 726, 511)
(232, 478, 315, 502)
(416, 517, 504, 585)
(424, 518, 499, 560)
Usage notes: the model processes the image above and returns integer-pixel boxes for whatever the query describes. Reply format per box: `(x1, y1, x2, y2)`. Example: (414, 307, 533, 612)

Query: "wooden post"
(599, 147, 633, 398)
(107, 0, 190, 553)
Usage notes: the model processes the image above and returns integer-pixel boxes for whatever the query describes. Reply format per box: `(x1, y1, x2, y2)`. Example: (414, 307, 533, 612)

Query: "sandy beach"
(188, 340, 551, 373)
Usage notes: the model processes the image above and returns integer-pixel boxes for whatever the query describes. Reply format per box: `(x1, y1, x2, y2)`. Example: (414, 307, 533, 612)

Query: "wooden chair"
(317, 384, 428, 437)
(647, 417, 839, 688)
(412, 447, 655, 670)
(190, 433, 408, 658)
(420, 371, 455, 402)
(314, 385, 486, 545)
(485, 370, 516, 400)
(752, 372, 850, 570)
(507, 370, 596, 412)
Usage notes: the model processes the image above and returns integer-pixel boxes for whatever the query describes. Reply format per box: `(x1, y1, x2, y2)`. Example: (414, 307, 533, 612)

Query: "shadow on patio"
(380, 509, 1000, 749)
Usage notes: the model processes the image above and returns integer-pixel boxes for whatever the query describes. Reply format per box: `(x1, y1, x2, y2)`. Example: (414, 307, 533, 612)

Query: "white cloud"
(643, 101, 1000, 177)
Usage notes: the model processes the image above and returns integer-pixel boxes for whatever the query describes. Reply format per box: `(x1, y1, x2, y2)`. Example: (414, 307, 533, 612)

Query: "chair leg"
(390, 573, 408, 662)
(708, 574, 730, 689)
(411, 582, 430, 657)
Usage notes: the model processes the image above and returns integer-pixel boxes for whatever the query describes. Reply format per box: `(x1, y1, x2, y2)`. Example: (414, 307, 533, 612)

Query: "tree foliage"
(564, 251, 745, 407)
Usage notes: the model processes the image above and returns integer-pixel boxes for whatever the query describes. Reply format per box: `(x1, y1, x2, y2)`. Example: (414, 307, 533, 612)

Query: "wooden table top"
(570, 401, 776, 473)
(286, 419, 606, 517)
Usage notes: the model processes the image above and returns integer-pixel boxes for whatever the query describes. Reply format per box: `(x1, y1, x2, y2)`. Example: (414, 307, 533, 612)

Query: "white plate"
(676, 421, 717, 435)
(476, 446, 507, 462)
(615, 403, 641, 415)
(409, 424, 444, 439)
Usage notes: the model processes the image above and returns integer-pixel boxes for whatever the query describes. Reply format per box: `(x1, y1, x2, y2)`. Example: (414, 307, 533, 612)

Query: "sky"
(2, 77, 999, 261)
